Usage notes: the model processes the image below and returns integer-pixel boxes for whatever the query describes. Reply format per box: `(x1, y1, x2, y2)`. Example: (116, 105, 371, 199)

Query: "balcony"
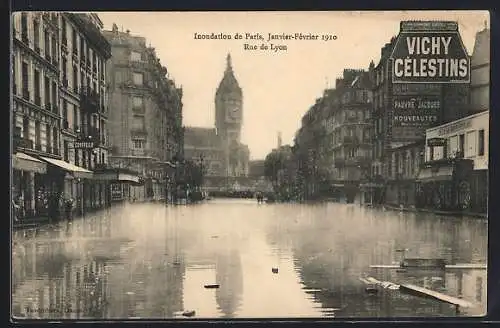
(14, 137, 33, 150)
(21, 32, 29, 44)
(132, 105, 145, 114)
(61, 37, 68, 50)
(22, 89, 30, 101)
(130, 128, 148, 138)
(343, 136, 360, 144)
(79, 87, 99, 113)
(334, 158, 345, 167)
(344, 116, 360, 124)
(42, 13, 58, 29)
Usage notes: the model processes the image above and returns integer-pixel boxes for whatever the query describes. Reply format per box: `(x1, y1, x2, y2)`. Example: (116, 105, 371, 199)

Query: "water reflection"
(265, 203, 487, 317)
(12, 201, 487, 319)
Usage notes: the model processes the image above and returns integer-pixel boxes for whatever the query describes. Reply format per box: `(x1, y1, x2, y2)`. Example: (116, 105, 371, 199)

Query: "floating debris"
(365, 287, 378, 294)
(204, 284, 220, 289)
(272, 268, 279, 274)
(182, 310, 196, 317)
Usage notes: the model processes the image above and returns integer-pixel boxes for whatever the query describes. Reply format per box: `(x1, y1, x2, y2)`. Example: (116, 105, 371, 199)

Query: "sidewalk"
(382, 204, 487, 219)
(12, 216, 51, 230)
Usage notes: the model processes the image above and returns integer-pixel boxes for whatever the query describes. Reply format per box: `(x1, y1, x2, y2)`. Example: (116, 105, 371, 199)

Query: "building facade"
(103, 25, 184, 202)
(12, 12, 112, 221)
(418, 110, 488, 214)
(329, 69, 373, 202)
(370, 21, 471, 206)
(184, 54, 250, 191)
(470, 25, 490, 113)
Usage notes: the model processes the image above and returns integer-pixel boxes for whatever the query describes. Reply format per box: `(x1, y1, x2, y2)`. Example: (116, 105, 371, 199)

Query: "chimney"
(277, 131, 282, 148)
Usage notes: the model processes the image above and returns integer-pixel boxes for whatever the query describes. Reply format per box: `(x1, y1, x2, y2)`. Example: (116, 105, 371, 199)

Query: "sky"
(97, 11, 489, 160)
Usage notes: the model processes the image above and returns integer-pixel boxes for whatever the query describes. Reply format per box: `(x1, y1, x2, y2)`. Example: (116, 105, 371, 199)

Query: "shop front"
(95, 168, 143, 203)
(415, 158, 474, 212)
(38, 156, 93, 219)
(12, 152, 48, 221)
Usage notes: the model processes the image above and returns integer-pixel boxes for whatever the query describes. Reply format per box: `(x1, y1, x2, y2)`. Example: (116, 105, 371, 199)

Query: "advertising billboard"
(390, 21, 470, 84)
(392, 95, 440, 141)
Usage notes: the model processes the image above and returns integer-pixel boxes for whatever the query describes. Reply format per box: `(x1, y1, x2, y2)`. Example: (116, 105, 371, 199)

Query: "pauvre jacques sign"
(390, 21, 471, 84)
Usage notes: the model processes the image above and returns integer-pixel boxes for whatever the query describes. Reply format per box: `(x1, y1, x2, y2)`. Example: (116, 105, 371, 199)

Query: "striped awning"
(40, 156, 93, 179)
(12, 152, 47, 174)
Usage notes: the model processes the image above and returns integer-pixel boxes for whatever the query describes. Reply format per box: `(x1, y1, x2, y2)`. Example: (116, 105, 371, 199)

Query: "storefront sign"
(437, 118, 473, 136)
(390, 21, 470, 84)
(111, 183, 123, 201)
(74, 141, 95, 149)
(394, 97, 441, 110)
(392, 96, 440, 130)
(427, 137, 447, 147)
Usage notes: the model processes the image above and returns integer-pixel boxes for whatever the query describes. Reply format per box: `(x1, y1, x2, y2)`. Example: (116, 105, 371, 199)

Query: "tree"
(264, 150, 283, 188)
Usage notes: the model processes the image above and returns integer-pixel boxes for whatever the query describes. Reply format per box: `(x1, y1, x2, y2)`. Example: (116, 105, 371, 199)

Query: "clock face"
(228, 104, 240, 119)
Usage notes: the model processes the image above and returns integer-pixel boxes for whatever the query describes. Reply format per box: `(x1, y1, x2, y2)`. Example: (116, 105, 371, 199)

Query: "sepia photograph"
(10, 10, 489, 320)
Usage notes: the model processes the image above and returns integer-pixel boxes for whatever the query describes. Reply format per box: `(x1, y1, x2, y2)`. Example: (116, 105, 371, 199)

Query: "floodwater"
(11, 199, 488, 319)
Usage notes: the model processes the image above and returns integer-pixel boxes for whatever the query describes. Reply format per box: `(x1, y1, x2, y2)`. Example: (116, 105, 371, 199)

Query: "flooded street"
(12, 200, 487, 319)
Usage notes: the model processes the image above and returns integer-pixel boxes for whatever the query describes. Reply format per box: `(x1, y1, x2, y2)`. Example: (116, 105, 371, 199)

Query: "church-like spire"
(216, 53, 241, 96)
(226, 53, 232, 71)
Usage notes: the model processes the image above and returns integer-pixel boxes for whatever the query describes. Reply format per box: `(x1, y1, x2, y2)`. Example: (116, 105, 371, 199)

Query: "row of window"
(61, 15, 106, 81)
(12, 59, 58, 110)
(428, 129, 486, 161)
(18, 13, 58, 64)
(325, 109, 371, 130)
(19, 117, 59, 154)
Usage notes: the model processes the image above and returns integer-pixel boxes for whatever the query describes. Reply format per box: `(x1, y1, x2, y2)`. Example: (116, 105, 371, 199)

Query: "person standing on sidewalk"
(65, 198, 74, 221)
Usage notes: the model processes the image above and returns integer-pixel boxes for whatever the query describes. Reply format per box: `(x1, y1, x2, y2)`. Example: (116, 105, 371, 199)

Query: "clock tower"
(215, 53, 243, 143)
(215, 53, 245, 177)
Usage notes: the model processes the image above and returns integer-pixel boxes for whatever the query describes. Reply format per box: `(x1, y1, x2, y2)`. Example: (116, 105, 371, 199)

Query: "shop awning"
(40, 156, 93, 179)
(360, 182, 385, 188)
(416, 166, 454, 182)
(13, 152, 47, 174)
(118, 173, 141, 183)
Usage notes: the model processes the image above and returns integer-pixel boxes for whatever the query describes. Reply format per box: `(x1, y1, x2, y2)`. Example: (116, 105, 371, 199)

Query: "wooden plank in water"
(445, 264, 487, 270)
(370, 264, 400, 269)
(370, 263, 487, 270)
(400, 283, 474, 308)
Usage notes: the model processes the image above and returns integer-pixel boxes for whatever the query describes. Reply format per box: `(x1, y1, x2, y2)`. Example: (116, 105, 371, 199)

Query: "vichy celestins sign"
(390, 21, 471, 84)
